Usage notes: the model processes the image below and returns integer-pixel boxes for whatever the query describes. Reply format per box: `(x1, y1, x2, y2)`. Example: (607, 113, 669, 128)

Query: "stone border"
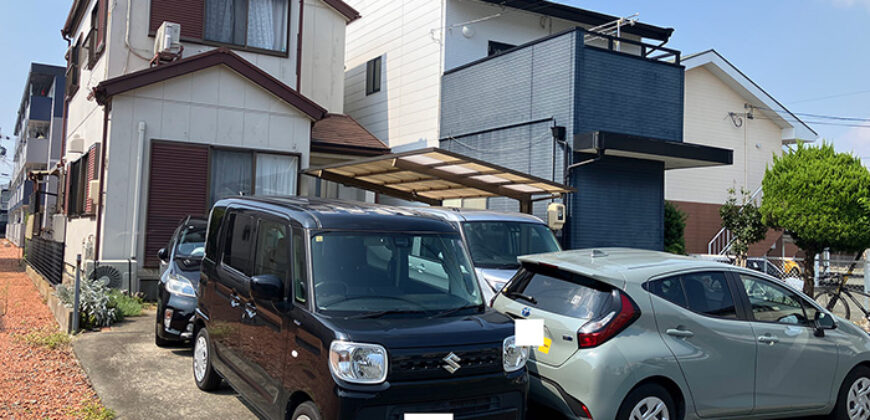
(26, 264, 74, 333)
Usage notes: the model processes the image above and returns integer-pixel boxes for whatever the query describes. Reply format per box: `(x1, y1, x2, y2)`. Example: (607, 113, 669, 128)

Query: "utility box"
(547, 202, 566, 231)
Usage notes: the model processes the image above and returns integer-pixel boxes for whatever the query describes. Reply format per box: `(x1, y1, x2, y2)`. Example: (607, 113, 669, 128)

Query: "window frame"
(365, 56, 382, 96)
(731, 271, 821, 328)
(199, 0, 293, 56)
(488, 40, 517, 56)
(208, 145, 301, 204)
(645, 270, 750, 321)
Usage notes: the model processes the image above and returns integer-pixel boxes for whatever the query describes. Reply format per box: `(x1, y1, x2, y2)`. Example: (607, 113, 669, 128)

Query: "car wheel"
(290, 401, 321, 420)
(833, 365, 870, 420)
(816, 290, 852, 321)
(193, 328, 222, 391)
(616, 383, 677, 420)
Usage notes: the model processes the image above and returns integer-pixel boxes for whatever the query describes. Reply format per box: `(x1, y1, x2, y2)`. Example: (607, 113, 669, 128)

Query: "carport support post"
(519, 199, 532, 214)
(72, 254, 81, 333)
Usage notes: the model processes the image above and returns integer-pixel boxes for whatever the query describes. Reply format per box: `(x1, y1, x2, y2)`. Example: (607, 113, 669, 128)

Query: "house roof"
(477, 0, 673, 42)
(311, 114, 390, 156)
(682, 49, 817, 143)
(92, 48, 327, 121)
(62, 0, 359, 37)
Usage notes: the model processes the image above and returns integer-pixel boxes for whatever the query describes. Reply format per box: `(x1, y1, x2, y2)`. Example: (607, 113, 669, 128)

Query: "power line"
(788, 89, 870, 105)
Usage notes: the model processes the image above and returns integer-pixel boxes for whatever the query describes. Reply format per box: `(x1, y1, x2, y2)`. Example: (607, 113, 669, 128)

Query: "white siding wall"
(102, 66, 312, 263)
(343, 0, 446, 149)
(299, 0, 347, 112)
(665, 66, 783, 204)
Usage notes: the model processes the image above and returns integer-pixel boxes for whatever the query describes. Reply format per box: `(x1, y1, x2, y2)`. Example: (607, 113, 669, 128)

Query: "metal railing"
(582, 29, 681, 65)
(707, 186, 764, 255)
(24, 237, 65, 285)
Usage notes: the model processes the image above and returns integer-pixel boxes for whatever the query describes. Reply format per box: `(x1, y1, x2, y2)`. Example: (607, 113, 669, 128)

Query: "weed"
(70, 399, 116, 420)
(20, 327, 71, 350)
(108, 290, 144, 318)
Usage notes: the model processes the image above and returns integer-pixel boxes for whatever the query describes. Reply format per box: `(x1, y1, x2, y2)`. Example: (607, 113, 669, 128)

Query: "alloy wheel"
(193, 335, 208, 383)
(848, 377, 870, 420)
(629, 396, 669, 420)
(295, 416, 311, 420)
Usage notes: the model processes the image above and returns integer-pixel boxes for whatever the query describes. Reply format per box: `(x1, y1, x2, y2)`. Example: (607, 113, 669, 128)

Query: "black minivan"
(192, 197, 528, 420)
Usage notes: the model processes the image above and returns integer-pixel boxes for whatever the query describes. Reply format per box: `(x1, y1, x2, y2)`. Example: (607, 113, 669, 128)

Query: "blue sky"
(0, 0, 868, 181)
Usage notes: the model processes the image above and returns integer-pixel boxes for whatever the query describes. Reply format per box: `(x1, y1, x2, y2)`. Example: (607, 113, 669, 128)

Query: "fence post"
(72, 254, 81, 333)
(864, 249, 869, 300)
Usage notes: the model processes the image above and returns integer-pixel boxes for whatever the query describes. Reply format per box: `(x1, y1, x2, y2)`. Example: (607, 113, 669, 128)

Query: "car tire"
(154, 318, 172, 347)
(832, 365, 870, 420)
(290, 401, 321, 420)
(616, 383, 678, 420)
(193, 328, 222, 391)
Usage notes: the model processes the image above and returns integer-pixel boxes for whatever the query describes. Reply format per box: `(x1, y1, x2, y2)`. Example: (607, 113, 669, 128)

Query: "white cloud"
(831, 125, 870, 167)
(831, 0, 870, 11)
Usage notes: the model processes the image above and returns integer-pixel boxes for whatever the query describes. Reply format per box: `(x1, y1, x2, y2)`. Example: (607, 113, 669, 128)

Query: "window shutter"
(84, 145, 99, 215)
(96, 0, 107, 50)
(149, 0, 204, 39)
(63, 166, 72, 215)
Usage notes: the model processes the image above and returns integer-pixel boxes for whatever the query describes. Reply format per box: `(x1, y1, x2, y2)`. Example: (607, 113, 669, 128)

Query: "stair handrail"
(707, 186, 764, 255)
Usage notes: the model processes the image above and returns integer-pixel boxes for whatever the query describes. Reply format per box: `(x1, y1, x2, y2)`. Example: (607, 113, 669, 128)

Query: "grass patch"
(70, 400, 116, 420)
(20, 327, 71, 350)
(108, 290, 144, 319)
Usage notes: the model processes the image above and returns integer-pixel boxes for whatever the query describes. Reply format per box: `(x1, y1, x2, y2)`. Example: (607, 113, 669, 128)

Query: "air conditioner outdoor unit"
(67, 135, 84, 154)
(83, 259, 138, 292)
(154, 21, 182, 56)
(88, 179, 100, 203)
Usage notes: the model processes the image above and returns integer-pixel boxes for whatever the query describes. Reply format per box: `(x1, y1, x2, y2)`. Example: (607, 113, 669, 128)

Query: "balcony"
(14, 137, 50, 172)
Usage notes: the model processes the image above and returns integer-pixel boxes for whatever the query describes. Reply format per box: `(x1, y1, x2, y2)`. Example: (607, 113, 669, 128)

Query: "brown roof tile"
(312, 114, 390, 156)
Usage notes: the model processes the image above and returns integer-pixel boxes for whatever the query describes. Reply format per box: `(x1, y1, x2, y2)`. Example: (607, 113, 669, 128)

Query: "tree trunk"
(802, 249, 817, 296)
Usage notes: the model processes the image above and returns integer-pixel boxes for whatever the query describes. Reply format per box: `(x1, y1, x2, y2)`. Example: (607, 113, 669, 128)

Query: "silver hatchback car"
(493, 248, 870, 420)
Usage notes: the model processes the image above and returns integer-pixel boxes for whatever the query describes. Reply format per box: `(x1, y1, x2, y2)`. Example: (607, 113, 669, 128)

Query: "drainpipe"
(563, 148, 603, 185)
(130, 122, 145, 263)
(93, 102, 111, 261)
(295, 0, 305, 90)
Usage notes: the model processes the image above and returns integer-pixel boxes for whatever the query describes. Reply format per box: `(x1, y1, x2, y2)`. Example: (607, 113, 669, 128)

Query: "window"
(65, 147, 96, 217)
(253, 219, 289, 280)
(65, 40, 81, 99)
(649, 272, 737, 319)
(488, 41, 516, 56)
(204, 0, 289, 53)
(365, 56, 381, 95)
(85, 1, 106, 69)
(210, 149, 298, 204)
(462, 222, 561, 269)
(205, 206, 226, 259)
(292, 228, 306, 303)
(505, 265, 615, 319)
(740, 274, 812, 325)
(222, 213, 255, 275)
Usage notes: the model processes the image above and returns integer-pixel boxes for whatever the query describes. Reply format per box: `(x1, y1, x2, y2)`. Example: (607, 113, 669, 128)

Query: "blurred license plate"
(537, 337, 552, 354)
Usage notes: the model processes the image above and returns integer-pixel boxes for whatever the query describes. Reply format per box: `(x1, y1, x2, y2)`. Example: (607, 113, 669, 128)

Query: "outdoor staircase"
(707, 186, 763, 255)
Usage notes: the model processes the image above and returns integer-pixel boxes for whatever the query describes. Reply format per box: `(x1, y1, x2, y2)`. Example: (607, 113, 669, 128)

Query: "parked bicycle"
(815, 273, 870, 323)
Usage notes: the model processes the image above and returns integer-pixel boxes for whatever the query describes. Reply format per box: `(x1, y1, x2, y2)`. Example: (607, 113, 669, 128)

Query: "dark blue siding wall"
(569, 155, 664, 250)
(574, 36, 684, 142)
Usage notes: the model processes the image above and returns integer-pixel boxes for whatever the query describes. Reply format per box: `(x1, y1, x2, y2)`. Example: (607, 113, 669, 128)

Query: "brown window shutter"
(63, 166, 72, 215)
(149, 0, 204, 40)
(96, 0, 107, 50)
(145, 142, 209, 267)
(84, 145, 99, 215)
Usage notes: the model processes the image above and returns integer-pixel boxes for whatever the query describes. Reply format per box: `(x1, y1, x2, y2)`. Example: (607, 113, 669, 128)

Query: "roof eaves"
(320, 0, 361, 22)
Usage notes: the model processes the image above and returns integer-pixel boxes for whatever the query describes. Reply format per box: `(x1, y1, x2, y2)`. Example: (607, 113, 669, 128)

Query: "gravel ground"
(0, 241, 108, 419)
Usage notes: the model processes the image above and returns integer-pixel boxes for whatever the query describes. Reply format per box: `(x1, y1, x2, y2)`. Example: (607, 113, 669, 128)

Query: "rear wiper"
(428, 305, 482, 319)
(506, 291, 537, 305)
(346, 309, 426, 319)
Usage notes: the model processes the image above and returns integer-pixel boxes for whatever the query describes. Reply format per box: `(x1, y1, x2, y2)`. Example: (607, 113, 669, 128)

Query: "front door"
(647, 271, 756, 417)
(735, 273, 839, 414)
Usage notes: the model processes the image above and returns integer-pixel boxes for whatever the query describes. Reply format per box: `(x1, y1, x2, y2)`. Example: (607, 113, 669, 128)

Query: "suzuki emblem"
(442, 352, 462, 374)
(521, 307, 531, 317)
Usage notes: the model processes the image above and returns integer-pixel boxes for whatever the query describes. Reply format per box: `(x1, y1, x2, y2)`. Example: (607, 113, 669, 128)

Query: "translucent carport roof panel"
(304, 147, 575, 206)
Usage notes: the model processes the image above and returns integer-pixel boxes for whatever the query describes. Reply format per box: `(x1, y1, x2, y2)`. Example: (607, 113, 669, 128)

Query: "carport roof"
(574, 131, 733, 170)
(304, 147, 575, 206)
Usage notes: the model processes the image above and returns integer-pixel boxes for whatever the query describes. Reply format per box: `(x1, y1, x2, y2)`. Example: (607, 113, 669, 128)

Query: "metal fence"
(24, 237, 65, 285)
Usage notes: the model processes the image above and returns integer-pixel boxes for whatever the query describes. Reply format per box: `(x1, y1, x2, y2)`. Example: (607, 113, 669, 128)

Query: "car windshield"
(176, 226, 206, 258)
(462, 221, 560, 269)
(310, 231, 482, 316)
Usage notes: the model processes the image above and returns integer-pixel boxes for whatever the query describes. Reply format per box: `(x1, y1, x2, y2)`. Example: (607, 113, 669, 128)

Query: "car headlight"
(503, 335, 529, 372)
(329, 341, 388, 384)
(166, 273, 196, 298)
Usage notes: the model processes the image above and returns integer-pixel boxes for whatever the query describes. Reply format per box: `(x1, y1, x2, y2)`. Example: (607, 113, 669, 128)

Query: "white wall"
(665, 66, 784, 204)
(102, 66, 313, 263)
(299, 0, 348, 112)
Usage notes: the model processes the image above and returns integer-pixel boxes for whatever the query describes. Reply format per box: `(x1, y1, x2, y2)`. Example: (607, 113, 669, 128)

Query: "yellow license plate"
(537, 337, 552, 354)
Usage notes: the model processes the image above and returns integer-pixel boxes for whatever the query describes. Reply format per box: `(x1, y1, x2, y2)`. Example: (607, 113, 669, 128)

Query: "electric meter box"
(547, 202, 566, 231)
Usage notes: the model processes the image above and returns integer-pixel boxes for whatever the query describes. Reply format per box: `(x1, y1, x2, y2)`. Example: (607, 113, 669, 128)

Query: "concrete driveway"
(72, 311, 257, 420)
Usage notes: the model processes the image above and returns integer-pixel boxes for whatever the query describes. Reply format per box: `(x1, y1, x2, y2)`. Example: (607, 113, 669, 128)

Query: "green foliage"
(664, 201, 687, 255)
(108, 290, 144, 318)
(760, 142, 870, 293)
(19, 327, 71, 350)
(720, 188, 767, 261)
(56, 277, 118, 329)
(70, 400, 116, 420)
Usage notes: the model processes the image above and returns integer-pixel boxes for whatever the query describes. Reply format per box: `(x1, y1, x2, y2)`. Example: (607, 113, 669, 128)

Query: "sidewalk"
(0, 240, 107, 419)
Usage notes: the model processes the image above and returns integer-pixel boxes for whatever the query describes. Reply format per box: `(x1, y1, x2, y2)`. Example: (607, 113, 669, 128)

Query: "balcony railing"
(583, 30, 681, 65)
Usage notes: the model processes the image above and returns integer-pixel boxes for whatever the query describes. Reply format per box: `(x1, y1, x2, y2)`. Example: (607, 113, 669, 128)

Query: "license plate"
(537, 337, 552, 354)
(404, 414, 453, 420)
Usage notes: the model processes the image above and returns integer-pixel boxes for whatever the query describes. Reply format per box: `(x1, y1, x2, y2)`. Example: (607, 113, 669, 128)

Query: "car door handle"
(230, 295, 241, 308)
(758, 335, 780, 345)
(244, 303, 257, 319)
(292, 319, 302, 326)
(416, 264, 427, 272)
(666, 328, 694, 338)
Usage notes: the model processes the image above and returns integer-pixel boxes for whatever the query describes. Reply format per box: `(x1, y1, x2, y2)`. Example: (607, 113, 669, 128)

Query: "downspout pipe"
(130, 122, 145, 262)
(563, 148, 603, 185)
(93, 101, 111, 262)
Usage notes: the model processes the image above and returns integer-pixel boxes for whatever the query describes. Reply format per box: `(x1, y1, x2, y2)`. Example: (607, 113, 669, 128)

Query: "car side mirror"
(251, 274, 284, 301)
(157, 248, 169, 262)
(814, 311, 837, 337)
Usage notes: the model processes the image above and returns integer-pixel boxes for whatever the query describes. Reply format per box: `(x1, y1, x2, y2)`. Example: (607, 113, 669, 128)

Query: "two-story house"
(344, 0, 732, 250)
(7, 64, 65, 248)
(666, 50, 816, 256)
(57, 0, 374, 293)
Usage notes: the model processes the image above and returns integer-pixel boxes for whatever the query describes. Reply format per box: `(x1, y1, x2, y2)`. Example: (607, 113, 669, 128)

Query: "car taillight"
(577, 291, 639, 348)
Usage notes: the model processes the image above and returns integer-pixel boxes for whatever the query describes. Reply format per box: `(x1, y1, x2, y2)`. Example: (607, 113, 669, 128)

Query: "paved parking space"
(72, 311, 257, 420)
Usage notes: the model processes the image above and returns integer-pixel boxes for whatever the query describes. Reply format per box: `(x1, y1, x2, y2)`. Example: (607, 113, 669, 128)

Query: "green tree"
(760, 142, 870, 296)
(664, 201, 687, 255)
(720, 188, 767, 266)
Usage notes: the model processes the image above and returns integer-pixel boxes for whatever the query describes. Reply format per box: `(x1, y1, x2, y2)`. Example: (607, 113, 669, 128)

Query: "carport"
(303, 147, 574, 213)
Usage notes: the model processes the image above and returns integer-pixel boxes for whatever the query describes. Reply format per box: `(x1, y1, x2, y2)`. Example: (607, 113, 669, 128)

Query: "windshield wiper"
(428, 305, 482, 319)
(346, 309, 427, 319)
(506, 291, 537, 305)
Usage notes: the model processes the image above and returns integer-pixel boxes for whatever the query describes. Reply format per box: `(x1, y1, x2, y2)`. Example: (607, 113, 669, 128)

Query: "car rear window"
(504, 264, 613, 319)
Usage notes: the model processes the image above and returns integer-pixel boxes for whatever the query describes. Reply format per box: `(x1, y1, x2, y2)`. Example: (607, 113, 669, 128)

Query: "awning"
(574, 131, 733, 170)
(304, 147, 574, 209)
